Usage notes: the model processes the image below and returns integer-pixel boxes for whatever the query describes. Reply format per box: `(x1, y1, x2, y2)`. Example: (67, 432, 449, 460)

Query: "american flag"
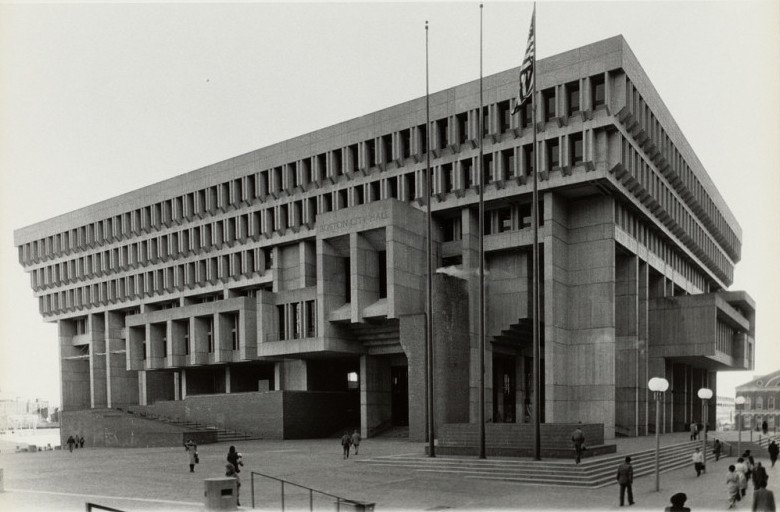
(512, 8, 535, 114)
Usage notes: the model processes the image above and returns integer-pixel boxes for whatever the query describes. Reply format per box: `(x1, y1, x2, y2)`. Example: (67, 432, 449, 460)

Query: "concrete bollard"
(204, 478, 237, 510)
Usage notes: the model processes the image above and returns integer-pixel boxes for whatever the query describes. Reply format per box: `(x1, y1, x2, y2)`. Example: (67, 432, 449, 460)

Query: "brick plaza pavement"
(0, 436, 777, 511)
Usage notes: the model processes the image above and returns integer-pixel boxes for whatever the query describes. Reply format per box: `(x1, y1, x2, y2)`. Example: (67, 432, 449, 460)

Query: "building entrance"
(493, 354, 516, 423)
(391, 365, 409, 426)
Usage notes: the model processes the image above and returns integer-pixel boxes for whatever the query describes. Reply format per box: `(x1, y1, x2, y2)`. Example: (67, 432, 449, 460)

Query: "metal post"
(251, 472, 256, 508)
(737, 411, 742, 456)
(655, 392, 661, 492)
(281, 480, 285, 512)
(424, 18, 435, 459)
(477, 2, 486, 461)
(701, 399, 707, 472)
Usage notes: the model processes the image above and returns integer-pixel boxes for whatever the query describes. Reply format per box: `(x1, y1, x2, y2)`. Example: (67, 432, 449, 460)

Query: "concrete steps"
(117, 407, 262, 442)
(357, 439, 722, 488)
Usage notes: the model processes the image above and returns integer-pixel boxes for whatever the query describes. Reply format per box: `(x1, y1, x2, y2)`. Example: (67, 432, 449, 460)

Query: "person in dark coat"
(79, 436, 84, 449)
(66, 435, 75, 453)
(753, 483, 776, 512)
(753, 461, 769, 490)
(73, 433, 79, 449)
(571, 425, 585, 464)
(664, 492, 690, 512)
(341, 432, 352, 459)
(351, 429, 361, 455)
(744, 450, 756, 482)
(768, 441, 779, 468)
(713, 439, 722, 461)
(762, 420, 769, 435)
(227, 445, 241, 474)
(616, 456, 635, 507)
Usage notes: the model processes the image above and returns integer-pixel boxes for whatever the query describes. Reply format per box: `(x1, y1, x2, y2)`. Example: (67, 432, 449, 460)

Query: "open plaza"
(1, 432, 778, 511)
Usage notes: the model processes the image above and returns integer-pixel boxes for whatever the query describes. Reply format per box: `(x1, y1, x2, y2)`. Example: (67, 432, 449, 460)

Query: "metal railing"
(85, 503, 126, 512)
(250, 470, 372, 511)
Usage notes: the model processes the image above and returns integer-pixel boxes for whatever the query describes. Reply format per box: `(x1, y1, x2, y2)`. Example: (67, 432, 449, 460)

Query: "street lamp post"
(698, 388, 713, 471)
(649, 377, 669, 492)
(736, 396, 746, 456)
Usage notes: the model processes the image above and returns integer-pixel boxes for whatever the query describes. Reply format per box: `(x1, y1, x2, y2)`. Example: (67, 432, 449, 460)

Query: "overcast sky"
(0, 1, 778, 407)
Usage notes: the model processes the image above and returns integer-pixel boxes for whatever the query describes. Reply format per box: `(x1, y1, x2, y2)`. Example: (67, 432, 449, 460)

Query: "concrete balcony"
(649, 291, 755, 370)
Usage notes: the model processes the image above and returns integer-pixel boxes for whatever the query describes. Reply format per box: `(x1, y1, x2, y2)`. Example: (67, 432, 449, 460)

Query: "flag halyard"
(512, 8, 535, 114)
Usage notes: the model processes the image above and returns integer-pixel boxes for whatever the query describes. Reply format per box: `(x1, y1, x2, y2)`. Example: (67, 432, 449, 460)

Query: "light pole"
(698, 387, 713, 470)
(736, 396, 745, 456)
(649, 377, 669, 492)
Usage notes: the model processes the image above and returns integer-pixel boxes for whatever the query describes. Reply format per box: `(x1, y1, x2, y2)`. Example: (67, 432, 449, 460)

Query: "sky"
(0, 1, 778, 408)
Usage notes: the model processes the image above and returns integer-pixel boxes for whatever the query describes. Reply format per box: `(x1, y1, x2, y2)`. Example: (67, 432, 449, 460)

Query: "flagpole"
(478, 2, 486, 461)
(530, 2, 541, 462)
(425, 19, 436, 459)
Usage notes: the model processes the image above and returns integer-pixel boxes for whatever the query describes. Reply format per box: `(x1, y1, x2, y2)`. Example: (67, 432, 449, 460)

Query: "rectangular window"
(497, 208, 512, 233)
(567, 81, 580, 116)
(570, 133, 584, 165)
(463, 159, 473, 188)
(388, 178, 398, 199)
(497, 100, 511, 133)
(524, 144, 535, 174)
(442, 163, 453, 192)
(305, 300, 316, 338)
(543, 88, 556, 122)
(231, 317, 238, 350)
(547, 139, 560, 168)
(292, 302, 301, 339)
(521, 102, 533, 129)
(344, 257, 351, 302)
(592, 74, 606, 108)
(206, 317, 214, 353)
(184, 325, 190, 356)
(277, 305, 286, 340)
(378, 250, 387, 299)
(435, 118, 448, 149)
(457, 113, 468, 144)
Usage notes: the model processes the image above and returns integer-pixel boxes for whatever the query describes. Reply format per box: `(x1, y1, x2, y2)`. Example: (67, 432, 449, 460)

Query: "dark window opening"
(567, 81, 580, 116)
(332, 150, 342, 177)
(571, 133, 584, 165)
(523, 144, 535, 174)
(305, 300, 316, 337)
(543, 89, 556, 122)
(442, 163, 454, 192)
(482, 106, 489, 137)
(344, 257, 351, 303)
(435, 118, 448, 149)
(277, 305, 286, 340)
(547, 139, 560, 168)
(401, 129, 411, 159)
(521, 102, 533, 129)
(418, 124, 428, 154)
(497, 207, 512, 233)
(366, 139, 376, 168)
(370, 181, 381, 202)
(292, 302, 301, 339)
(498, 100, 511, 133)
(378, 251, 387, 299)
(382, 134, 393, 164)
(463, 159, 473, 188)
(354, 186, 364, 205)
(388, 178, 398, 199)
(482, 154, 493, 184)
(457, 113, 468, 144)
(592, 74, 606, 108)
(206, 317, 214, 352)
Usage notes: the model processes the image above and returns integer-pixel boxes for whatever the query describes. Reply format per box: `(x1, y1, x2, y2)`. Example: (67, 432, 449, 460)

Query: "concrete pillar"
(615, 253, 639, 436)
(225, 367, 231, 394)
(360, 355, 391, 438)
(59, 319, 90, 411)
(638, 261, 649, 436)
(89, 313, 107, 408)
(174, 372, 181, 401)
(181, 369, 187, 399)
(351, 232, 379, 323)
(105, 311, 139, 409)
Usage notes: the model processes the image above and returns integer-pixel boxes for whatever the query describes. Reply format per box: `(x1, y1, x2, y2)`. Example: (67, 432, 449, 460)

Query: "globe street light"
(735, 396, 746, 456)
(698, 387, 713, 471)
(649, 377, 669, 492)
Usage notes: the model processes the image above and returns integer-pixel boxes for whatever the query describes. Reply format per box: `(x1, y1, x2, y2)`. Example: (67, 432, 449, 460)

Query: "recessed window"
(277, 305, 286, 340)
(592, 74, 606, 108)
(497, 208, 512, 233)
(347, 372, 359, 390)
(547, 139, 560, 168)
(378, 251, 387, 299)
(570, 133, 584, 165)
(543, 89, 556, 122)
(442, 163, 454, 193)
(567, 81, 580, 116)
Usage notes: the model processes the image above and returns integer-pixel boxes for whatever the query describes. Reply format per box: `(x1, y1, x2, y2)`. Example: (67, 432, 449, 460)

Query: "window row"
(620, 76, 739, 261)
(38, 249, 266, 315)
(742, 396, 778, 411)
(615, 203, 708, 293)
(19, 73, 613, 267)
(619, 136, 732, 284)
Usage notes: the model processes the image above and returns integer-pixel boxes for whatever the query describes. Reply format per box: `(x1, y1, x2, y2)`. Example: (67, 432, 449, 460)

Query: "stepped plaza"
(1, 432, 778, 510)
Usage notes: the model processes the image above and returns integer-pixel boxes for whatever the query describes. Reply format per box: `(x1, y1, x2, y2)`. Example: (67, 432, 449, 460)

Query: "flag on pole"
(512, 8, 535, 114)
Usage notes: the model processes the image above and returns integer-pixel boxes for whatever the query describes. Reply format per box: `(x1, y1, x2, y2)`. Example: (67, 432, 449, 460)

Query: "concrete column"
(59, 319, 90, 411)
(105, 311, 139, 409)
(174, 372, 181, 401)
(225, 367, 231, 394)
(351, 232, 379, 323)
(615, 253, 639, 436)
(638, 261, 649, 436)
(89, 313, 107, 408)
(181, 369, 187, 399)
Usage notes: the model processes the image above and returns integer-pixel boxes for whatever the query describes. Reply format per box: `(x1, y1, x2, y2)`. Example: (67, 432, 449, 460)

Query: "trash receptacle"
(204, 477, 238, 510)
(335, 500, 375, 512)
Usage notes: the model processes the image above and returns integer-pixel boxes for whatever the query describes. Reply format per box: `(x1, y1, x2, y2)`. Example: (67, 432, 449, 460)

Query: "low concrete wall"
(437, 422, 610, 458)
(283, 391, 359, 439)
(61, 409, 205, 448)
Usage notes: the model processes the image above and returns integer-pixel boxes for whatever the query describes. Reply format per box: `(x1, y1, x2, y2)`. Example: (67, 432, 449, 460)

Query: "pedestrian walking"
(184, 439, 198, 473)
(351, 429, 361, 455)
(769, 440, 779, 468)
(616, 456, 635, 507)
(79, 436, 84, 449)
(73, 433, 79, 449)
(744, 450, 756, 483)
(736, 457, 749, 497)
(664, 492, 690, 512)
(227, 445, 242, 474)
(226, 463, 241, 507)
(689, 422, 698, 441)
(571, 424, 585, 464)
(753, 461, 769, 490)
(753, 482, 776, 512)
(692, 447, 705, 477)
(341, 431, 352, 459)
(66, 435, 75, 453)
(714, 439, 722, 462)
(762, 420, 769, 436)
(727, 465, 741, 509)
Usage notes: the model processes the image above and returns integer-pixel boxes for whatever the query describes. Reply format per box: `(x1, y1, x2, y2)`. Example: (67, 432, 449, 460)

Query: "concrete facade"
(14, 35, 755, 443)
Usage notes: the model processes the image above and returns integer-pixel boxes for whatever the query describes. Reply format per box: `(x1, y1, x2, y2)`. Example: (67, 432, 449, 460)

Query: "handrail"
(85, 503, 126, 512)
(250, 470, 370, 511)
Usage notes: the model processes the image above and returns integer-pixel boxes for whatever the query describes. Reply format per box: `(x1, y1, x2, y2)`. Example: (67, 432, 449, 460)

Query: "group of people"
(183, 440, 244, 506)
(340, 429, 361, 459)
(65, 434, 84, 452)
(726, 448, 774, 509)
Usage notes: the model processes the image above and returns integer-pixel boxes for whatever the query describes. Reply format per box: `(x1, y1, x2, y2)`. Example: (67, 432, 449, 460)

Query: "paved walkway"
(0, 435, 778, 510)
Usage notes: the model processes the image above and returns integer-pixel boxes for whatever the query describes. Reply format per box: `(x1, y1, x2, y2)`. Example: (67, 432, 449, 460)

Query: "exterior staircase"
(116, 407, 260, 443)
(356, 439, 730, 488)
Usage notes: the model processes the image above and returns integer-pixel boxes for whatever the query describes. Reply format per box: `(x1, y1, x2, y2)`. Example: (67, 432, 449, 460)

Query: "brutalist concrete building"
(14, 36, 755, 445)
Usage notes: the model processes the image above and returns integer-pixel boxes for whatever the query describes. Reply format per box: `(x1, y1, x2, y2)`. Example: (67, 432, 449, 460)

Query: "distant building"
(716, 395, 735, 429)
(736, 371, 780, 431)
(13, 35, 756, 443)
(0, 397, 50, 430)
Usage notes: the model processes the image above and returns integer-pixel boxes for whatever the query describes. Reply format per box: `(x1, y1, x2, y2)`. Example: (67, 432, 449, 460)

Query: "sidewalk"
(0, 436, 777, 510)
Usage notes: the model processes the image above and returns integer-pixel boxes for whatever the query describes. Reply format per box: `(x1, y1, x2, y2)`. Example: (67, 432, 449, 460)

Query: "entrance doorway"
(493, 354, 517, 422)
(391, 366, 409, 426)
